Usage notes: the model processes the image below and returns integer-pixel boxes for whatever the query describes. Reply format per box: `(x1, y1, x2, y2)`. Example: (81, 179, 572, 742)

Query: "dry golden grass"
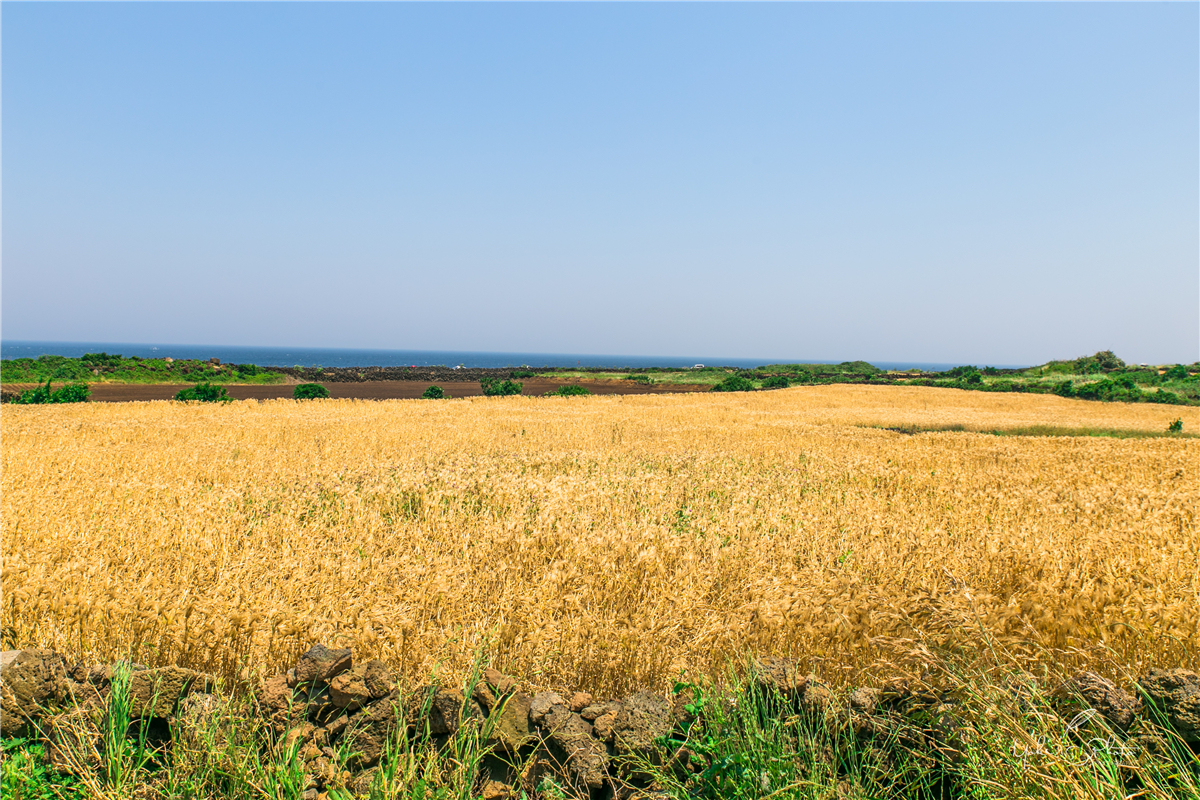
(2, 386, 1197, 696)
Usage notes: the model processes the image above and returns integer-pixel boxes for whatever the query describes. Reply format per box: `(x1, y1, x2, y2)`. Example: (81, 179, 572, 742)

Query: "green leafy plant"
(1, 738, 84, 800)
(175, 383, 231, 402)
(1165, 364, 1190, 380)
(760, 376, 790, 389)
(80, 352, 124, 367)
(510, 370, 538, 379)
(711, 375, 755, 393)
(421, 385, 446, 399)
(480, 377, 522, 397)
(1168, 418, 1183, 433)
(293, 383, 331, 400)
(12, 380, 90, 404)
(102, 661, 155, 793)
(546, 385, 591, 396)
(627, 374, 654, 385)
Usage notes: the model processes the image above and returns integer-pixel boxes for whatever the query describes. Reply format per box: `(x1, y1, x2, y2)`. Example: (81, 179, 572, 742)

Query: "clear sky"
(2, 3, 1197, 365)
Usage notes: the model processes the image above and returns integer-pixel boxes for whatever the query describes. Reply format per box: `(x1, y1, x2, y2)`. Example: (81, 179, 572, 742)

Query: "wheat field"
(2, 386, 1196, 696)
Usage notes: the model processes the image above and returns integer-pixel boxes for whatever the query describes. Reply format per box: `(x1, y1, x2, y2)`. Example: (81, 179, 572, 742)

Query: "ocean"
(0, 340, 1002, 373)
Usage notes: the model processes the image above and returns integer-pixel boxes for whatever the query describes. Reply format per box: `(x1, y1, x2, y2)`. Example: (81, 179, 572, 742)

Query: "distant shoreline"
(0, 340, 1006, 373)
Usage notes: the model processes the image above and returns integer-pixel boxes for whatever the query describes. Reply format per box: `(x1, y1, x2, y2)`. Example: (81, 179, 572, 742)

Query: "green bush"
(946, 366, 983, 384)
(626, 374, 654, 385)
(1168, 418, 1183, 433)
(421, 385, 446, 399)
(510, 370, 538, 379)
(711, 376, 755, 393)
(293, 383, 330, 400)
(1165, 364, 1190, 380)
(546, 385, 591, 396)
(175, 383, 230, 402)
(761, 376, 790, 389)
(12, 380, 90, 404)
(235, 363, 260, 377)
(1148, 389, 1184, 405)
(481, 377, 522, 396)
(1072, 350, 1125, 374)
(80, 352, 123, 367)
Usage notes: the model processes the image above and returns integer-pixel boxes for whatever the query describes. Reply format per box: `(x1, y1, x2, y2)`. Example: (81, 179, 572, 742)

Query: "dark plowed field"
(8, 379, 711, 403)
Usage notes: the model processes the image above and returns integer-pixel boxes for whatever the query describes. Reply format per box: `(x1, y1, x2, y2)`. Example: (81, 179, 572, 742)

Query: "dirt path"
(4, 379, 711, 402)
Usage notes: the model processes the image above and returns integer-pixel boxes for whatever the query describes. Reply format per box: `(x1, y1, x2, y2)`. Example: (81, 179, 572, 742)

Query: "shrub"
(547, 385, 591, 396)
(12, 380, 90, 404)
(711, 376, 755, 393)
(421, 385, 446, 399)
(175, 383, 230, 402)
(80, 352, 123, 367)
(1148, 389, 1184, 405)
(1073, 350, 1125, 374)
(1168, 418, 1183, 433)
(761, 376, 790, 389)
(1113, 373, 1138, 391)
(293, 383, 330, 400)
(51, 383, 91, 403)
(627, 374, 654, 385)
(481, 378, 522, 397)
(510, 370, 538, 379)
(235, 363, 260, 377)
(1165, 364, 1189, 381)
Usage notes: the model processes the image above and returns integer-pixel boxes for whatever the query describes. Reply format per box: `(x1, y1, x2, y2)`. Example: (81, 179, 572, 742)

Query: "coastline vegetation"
(3, 350, 1196, 406)
(545, 352, 1200, 405)
(0, 352, 285, 386)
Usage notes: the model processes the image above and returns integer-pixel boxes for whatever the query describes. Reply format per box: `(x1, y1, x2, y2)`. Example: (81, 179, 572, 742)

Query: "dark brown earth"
(4, 379, 711, 403)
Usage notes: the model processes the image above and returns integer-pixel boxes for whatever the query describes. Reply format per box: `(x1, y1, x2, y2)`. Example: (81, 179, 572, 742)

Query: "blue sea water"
(0, 340, 1012, 373)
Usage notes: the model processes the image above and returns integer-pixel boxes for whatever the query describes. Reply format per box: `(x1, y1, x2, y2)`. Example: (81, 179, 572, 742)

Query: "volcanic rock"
(1051, 671, 1139, 733)
(613, 690, 673, 769)
(488, 691, 535, 752)
(129, 665, 210, 719)
(541, 704, 608, 790)
(295, 645, 353, 686)
(1, 649, 70, 736)
(1138, 668, 1200, 743)
(529, 691, 565, 724)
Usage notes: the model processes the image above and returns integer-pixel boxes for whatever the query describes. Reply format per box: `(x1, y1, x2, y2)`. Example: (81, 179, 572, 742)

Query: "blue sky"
(2, 3, 1197, 365)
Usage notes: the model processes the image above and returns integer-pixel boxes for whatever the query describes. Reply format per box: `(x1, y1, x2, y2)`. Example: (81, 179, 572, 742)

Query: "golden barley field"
(2, 386, 1197, 696)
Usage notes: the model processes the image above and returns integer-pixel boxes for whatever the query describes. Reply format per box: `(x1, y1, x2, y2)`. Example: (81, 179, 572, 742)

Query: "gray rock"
(329, 670, 372, 712)
(488, 692, 535, 753)
(580, 701, 621, 721)
(613, 690, 673, 771)
(541, 704, 608, 791)
(294, 644, 352, 686)
(129, 666, 210, 719)
(1, 649, 69, 736)
(529, 691, 565, 724)
(328, 660, 392, 712)
(754, 657, 807, 700)
(343, 690, 403, 768)
(592, 711, 617, 743)
(259, 674, 296, 726)
(1138, 668, 1200, 743)
(408, 686, 482, 736)
(1051, 672, 1139, 733)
